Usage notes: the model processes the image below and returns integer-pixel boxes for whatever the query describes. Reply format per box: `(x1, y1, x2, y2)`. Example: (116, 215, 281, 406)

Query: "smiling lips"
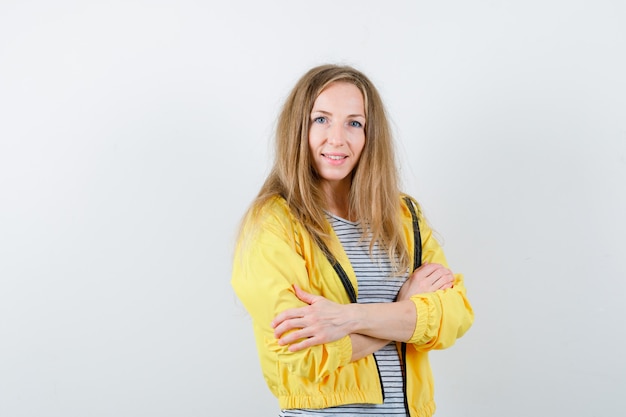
(322, 153, 348, 162)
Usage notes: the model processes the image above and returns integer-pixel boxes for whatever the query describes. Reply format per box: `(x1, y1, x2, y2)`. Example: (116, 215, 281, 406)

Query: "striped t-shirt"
(279, 213, 409, 417)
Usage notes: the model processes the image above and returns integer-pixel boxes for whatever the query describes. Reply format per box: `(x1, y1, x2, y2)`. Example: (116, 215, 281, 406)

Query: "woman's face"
(308, 82, 366, 193)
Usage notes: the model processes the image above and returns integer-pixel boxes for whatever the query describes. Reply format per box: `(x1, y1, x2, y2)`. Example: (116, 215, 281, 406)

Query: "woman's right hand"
(396, 262, 454, 301)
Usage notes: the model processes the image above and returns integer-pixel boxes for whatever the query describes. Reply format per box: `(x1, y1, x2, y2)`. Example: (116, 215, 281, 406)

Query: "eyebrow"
(310, 109, 366, 119)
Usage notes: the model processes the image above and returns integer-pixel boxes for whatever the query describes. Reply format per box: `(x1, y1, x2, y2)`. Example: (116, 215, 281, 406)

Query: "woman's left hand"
(271, 285, 354, 352)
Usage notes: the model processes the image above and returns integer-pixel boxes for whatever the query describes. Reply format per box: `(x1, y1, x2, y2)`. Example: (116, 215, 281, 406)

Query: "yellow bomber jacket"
(231, 195, 474, 417)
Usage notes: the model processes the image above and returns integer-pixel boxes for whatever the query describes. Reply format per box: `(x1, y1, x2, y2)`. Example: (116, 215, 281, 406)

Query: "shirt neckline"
(325, 211, 360, 226)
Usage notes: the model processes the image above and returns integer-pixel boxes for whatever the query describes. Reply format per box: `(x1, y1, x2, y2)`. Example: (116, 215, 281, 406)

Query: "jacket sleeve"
(406, 215, 474, 351)
(231, 205, 353, 383)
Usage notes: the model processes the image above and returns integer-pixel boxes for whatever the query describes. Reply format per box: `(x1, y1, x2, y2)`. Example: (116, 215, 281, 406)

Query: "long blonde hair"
(244, 64, 410, 273)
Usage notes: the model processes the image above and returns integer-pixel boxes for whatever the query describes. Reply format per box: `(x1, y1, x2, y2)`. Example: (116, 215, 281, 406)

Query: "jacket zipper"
(401, 342, 410, 415)
(315, 236, 388, 401)
(316, 197, 421, 414)
(402, 196, 422, 417)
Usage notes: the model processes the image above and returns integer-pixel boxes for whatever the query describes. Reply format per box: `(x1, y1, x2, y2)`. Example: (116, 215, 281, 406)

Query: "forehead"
(312, 82, 365, 113)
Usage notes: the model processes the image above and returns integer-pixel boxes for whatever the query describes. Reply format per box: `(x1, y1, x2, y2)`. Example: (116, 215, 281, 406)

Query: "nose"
(327, 122, 346, 147)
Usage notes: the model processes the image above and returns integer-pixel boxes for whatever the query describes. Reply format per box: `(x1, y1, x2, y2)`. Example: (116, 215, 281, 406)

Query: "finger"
(273, 309, 313, 338)
(424, 264, 448, 278)
(271, 306, 306, 329)
(287, 329, 334, 351)
(429, 274, 442, 287)
(288, 336, 319, 352)
(433, 271, 455, 290)
(274, 318, 301, 339)
(427, 268, 448, 286)
(440, 281, 454, 291)
(410, 262, 443, 279)
(445, 271, 456, 288)
(277, 327, 310, 346)
(293, 284, 316, 305)
(419, 262, 442, 274)
(271, 285, 316, 328)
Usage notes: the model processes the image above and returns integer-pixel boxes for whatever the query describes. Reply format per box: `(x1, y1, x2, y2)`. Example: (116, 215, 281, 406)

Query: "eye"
(312, 116, 327, 124)
(349, 120, 363, 128)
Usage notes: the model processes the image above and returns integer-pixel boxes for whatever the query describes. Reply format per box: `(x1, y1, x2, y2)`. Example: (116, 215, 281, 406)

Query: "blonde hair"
(243, 64, 410, 273)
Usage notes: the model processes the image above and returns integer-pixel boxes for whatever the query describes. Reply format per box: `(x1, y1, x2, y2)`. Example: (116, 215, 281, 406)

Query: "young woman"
(231, 64, 474, 416)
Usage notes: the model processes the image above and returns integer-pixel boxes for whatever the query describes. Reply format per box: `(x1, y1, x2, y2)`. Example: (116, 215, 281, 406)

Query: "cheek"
(308, 128, 324, 149)
(355, 135, 366, 156)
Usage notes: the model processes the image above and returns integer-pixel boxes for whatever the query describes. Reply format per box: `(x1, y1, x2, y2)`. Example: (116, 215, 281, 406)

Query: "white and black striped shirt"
(279, 214, 409, 417)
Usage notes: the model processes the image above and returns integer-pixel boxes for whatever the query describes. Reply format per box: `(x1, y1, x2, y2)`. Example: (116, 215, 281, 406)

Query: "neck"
(321, 180, 352, 220)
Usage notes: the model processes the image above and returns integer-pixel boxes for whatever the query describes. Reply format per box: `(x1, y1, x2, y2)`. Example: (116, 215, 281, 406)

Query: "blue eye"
(349, 120, 363, 128)
(313, 116, 327, 124)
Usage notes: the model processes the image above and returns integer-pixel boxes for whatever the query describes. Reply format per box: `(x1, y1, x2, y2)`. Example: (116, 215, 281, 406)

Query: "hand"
(271, 285, 353, 352)
(396, 262, 454, 301)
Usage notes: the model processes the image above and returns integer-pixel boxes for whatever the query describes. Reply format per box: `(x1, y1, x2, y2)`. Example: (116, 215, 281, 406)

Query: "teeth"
(326, 155, 344, 160)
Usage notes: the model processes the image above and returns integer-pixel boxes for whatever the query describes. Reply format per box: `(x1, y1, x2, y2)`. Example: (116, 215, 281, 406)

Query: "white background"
(1, 1, 625, 416)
